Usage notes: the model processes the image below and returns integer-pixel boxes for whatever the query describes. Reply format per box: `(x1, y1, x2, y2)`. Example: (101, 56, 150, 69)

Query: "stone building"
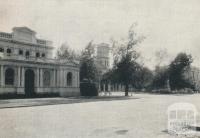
(96, 43, 110, 74)
(0, 27, 80, 97)
(95, 43, 111, 92)
(95, 43, 125, 92)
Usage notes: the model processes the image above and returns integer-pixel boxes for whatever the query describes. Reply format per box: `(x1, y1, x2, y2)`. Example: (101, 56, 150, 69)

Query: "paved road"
(0, 93, 200, 138)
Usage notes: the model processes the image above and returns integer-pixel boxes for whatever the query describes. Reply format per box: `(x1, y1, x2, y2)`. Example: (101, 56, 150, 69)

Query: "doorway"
(25, 69, 35, 97)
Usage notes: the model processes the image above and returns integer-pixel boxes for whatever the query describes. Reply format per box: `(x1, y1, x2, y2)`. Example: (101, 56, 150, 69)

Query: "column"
(40, 68, 43, 87)
(98, 82, 101, 92)
(62, 69, 65, 87)
(36, 68, 40, 87)
(57, 69, 60, 87)
(18, 66, 21, 87)
(21, 67, 25, 87)
(53, 69, 56, 87)
(1, 65, 4, 86)
(63, 70, 66, 87)
(122, 84, 124, 91)
(64, 70, 66, 87)
(56, 69, 58, 87)
(103, 84, 105, 92)
(75, 71, 78, 87)
(59, 69, 62, 87)
(77, 71, 80, 87)
(72, 71, 75, 87)
(117, 84, 119, 91)
(62, 69, 64, 87)
(108, 83, 111, 95)
(108, 83, 111, 92)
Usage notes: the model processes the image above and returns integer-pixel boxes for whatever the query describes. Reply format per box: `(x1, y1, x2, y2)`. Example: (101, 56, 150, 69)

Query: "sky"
(0, 0, 200, 69)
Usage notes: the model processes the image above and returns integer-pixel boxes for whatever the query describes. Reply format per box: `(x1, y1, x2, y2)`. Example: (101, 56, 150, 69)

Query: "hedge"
(80, 81, 98, 96)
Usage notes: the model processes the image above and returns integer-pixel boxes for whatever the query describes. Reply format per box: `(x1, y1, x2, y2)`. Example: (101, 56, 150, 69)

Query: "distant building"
(0, 27, 80, 97)
(184, 66, 200, 91)
(94, 43, 111, 92)
(95, 43, 110, 74)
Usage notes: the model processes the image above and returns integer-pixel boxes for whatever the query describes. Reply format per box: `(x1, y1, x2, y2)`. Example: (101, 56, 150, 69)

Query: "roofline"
(0, 58, 79, 68)
(12, 26, 36, 34)
(0, 37, 54, 49)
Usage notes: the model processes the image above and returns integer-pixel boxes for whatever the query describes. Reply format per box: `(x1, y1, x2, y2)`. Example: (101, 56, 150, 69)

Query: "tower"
(96, 43, 110, 74)
(95, 43, 110, 92)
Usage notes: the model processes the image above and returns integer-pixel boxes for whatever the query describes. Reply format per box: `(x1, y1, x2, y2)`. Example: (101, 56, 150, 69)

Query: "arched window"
(25, 51, 30, 57)
(0, 48, 4, 52)
(5, 68, 14, 85)
(7, 48, 11, 56)
(19, 50, 23, 55)
(36, 52, 40, 58)
(67, 72, 72, 86)
(43, 71, 50, 86)
(42, 53, 45, 58)
(7, 49, 11, 53)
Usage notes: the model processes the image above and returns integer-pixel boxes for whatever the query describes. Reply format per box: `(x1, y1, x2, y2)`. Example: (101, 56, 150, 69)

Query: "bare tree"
(57, 42, 80, 61)
(155, 48, 169, 66)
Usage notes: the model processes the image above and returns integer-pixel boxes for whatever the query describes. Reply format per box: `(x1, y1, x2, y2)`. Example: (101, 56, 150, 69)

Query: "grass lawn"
(0, 93, 200, 138)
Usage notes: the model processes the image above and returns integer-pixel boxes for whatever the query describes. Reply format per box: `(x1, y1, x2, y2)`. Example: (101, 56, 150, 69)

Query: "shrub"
(151, 89, 171, 94)
(177, 88, 194, 94)
(80, 81, 98, 96)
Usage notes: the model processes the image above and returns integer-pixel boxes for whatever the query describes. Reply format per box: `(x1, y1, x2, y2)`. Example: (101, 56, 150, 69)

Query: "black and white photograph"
(0, 0, 200, 137)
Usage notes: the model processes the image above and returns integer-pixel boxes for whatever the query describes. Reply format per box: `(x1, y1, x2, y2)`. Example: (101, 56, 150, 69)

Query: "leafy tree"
(80, 41, 98, 82)
(132, 66, 153, 90)
(102, 69, 119, 84)
(152, 66, 169, 89)
(111, 24, 145, 96)
(169, 53, 194, 90)
(104, 63, 153, 92)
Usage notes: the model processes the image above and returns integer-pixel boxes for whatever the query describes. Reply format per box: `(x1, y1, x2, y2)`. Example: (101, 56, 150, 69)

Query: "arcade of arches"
(0, 64, 80, 97)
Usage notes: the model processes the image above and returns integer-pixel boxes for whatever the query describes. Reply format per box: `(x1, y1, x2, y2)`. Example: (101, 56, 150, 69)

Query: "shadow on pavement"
(0, 96, 140, 109)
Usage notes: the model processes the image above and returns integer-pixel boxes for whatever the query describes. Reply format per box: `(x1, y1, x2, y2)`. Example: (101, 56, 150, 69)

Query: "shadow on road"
(0, 96, 140, 109)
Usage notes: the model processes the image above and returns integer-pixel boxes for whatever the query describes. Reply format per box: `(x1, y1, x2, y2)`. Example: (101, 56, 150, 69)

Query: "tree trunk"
(125, 84, 129, 96)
